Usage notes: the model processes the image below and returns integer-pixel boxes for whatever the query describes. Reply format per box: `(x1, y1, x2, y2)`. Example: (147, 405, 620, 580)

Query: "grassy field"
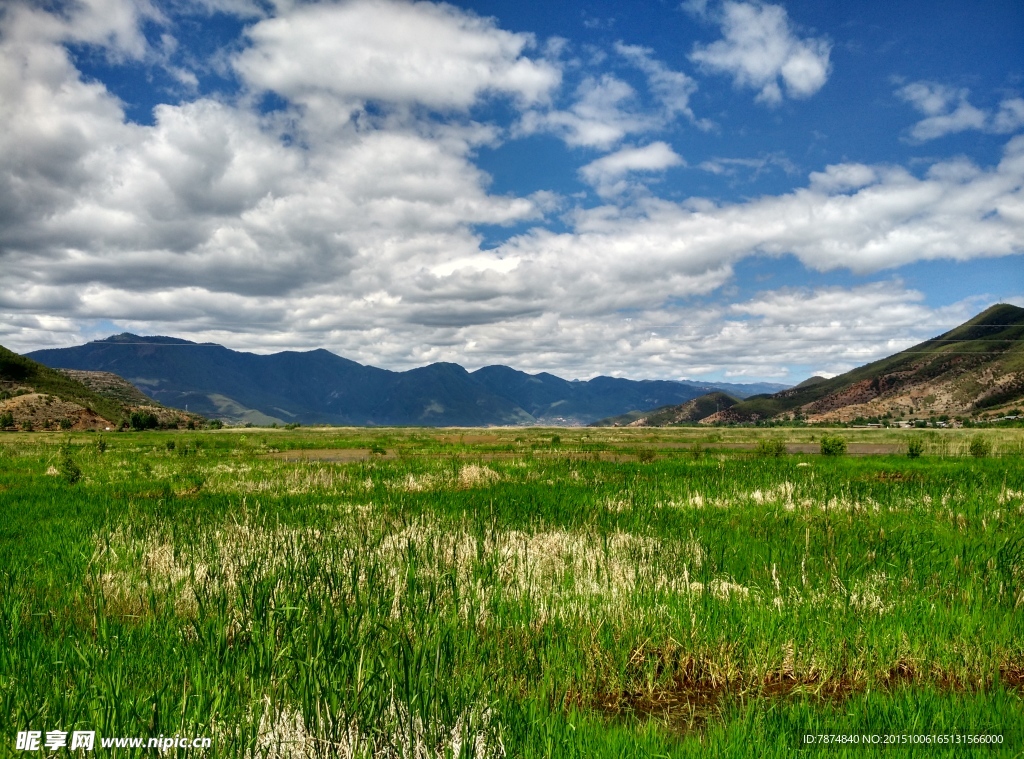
(2, 426, 1023, 757)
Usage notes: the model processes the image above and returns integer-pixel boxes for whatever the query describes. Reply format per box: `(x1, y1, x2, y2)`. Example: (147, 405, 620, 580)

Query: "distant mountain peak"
(98, 333, 198, 346)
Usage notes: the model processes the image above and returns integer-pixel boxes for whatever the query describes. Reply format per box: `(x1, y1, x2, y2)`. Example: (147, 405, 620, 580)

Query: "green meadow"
(1, 426, 1022, 757)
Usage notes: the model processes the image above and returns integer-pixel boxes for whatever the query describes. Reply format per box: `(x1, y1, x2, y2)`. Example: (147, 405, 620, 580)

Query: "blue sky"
(1, 0, 1022, 383)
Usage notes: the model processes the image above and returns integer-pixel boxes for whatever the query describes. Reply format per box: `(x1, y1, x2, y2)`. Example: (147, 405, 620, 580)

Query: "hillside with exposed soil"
(704, 303, 1024, 424)
(1, 346, 203, 431)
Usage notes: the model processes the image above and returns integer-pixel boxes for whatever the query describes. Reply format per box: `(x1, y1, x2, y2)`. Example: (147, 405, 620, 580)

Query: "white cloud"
(1, 0, 1022, 381)
(993, 97, 1024, 134)
(579, 142, 684, 196)
(517, 74, 657, 149)
(233, 0, 560, 113)
(897, 82, 1024, 141)
(53, 0, 164, 60)
(493, 136, 1024, 314)
(897, 82, 986, 141)
(807, 163, 877, 193)
(699, 152, 797, 178)
(716, 283, 978, 377)
(690, 1, 830, 105)
(519, 44, 710, 149)
(614, 42, 712, 129)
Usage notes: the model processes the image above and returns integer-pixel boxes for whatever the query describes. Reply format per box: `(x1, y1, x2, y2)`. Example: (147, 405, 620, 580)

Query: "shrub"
(0, 411, 13, 429)
(166, 440, 176, 451)
(690, 443, 705, 460)
(820, 434, 847, 457)
(20, 420, 33, 432)
(95, 437, 107, 454)
(636, 447, 656, 463)
(755, 438, 787, 457)
(968, 435, 992, 458)
(906, 438, 924, 459)
(370, 444, 387, 456)
(551, 435, 561, 447)
(207, 419, 224, 430)
(58, 417, 73, 430)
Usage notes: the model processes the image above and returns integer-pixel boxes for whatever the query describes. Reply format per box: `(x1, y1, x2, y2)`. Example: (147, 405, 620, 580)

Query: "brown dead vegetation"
(595, 661, 1024, 736)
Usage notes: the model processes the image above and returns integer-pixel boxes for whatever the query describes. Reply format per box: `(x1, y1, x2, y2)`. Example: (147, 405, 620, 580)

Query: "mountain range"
(26, 335, 787, 426)
(8, 303, 1023, 429)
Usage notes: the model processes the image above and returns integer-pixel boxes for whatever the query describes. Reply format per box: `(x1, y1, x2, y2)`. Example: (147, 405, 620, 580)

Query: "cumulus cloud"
(38, 0, 164, 60)
(495, 136, 1024, 313)
(1, 0, 1022, 381)
(517, 74, 658, 149)
(519, 45, 708, 149)
(897, 82, 1024, 141)
(233, 0, 560, 113)
(579, 142, 684, 196)
(896, 82, 987, 141)
(0, 281, 982, 383)
(690, 0, 831, 105)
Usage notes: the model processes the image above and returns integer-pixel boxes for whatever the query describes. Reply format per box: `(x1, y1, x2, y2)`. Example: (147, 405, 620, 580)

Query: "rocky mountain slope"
(0, 346, 200, 430)
(705, 303, 1024, 424)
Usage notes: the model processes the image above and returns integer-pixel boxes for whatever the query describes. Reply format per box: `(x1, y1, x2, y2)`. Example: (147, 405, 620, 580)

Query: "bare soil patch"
(0, 392, 115, 431)
(267, 448, 396, 462)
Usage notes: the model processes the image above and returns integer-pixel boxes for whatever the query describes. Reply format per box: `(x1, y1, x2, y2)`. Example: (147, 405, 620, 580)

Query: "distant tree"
(129, 411, 159, 431)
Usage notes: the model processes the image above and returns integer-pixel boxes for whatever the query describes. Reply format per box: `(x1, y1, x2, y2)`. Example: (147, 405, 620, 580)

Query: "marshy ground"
(1, 426, 1022, 756)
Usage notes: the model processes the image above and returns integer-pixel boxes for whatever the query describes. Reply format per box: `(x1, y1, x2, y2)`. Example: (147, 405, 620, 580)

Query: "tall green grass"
(1, 429, 1021, 756)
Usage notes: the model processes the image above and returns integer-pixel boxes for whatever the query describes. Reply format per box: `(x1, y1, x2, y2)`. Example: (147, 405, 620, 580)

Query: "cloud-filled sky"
(1, 0, 1022, 382)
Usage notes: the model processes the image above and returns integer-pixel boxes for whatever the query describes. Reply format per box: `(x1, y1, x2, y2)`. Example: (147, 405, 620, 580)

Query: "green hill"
(1, 345, 204, 431)
(1, 345, 125, 424)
